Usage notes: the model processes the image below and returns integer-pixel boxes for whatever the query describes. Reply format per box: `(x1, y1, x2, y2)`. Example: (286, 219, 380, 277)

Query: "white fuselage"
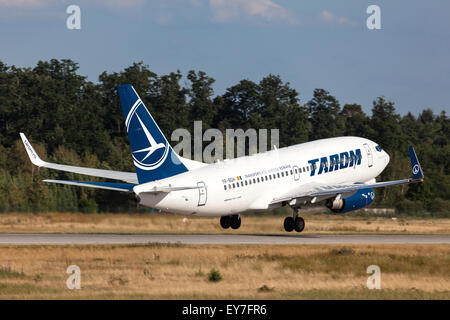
(134, 136, 390, 217)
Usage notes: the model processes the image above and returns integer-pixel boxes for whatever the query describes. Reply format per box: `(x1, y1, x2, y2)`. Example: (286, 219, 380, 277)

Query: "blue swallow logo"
(126, 101, 169, 170)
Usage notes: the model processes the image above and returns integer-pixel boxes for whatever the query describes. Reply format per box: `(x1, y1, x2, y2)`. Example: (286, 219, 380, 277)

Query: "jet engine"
(326, 188, 375, 213)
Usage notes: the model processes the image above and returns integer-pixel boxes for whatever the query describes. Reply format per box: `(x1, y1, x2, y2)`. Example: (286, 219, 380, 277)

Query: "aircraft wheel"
(294, 217, 305, 232)
(283, 217, 295, 232)
(230, 214, 241, 229)
(220, 216, 231, 229)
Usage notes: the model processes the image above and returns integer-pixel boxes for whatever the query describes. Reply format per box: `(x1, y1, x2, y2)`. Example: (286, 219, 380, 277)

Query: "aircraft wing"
(271, 146, 424, 205)
(43, 179, 200, 193)
(20, 133, 138, 184)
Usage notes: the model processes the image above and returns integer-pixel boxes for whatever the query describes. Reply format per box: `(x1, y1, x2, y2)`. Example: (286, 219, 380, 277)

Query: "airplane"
(20, 84, 424, 232)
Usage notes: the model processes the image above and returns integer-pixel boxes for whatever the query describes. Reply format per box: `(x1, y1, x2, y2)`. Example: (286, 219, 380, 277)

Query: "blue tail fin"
(118, 84, 188, 184)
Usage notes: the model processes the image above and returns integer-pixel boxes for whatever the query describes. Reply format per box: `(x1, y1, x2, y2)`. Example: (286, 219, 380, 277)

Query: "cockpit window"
(375, 145, 382, 152)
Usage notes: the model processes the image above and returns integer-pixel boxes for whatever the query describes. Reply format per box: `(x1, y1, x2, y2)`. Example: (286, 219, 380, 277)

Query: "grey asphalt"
(0, 233, 449, 245)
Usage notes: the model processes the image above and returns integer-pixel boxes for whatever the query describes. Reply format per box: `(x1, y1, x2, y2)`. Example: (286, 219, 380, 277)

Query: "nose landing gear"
(283, 208, 305, 232)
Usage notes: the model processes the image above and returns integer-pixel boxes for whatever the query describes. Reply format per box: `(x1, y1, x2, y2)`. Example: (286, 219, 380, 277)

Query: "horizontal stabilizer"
(43, 180, 136, 192)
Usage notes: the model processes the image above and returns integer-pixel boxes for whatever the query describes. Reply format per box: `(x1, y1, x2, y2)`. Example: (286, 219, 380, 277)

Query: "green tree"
(307, 89, 343, 140)
(340, 104, 372, 138)
(187, 70, 217, 128)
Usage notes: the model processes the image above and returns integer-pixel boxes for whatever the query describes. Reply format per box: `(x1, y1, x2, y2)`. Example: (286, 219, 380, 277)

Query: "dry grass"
(0, 244, 448, 299)
(0, 212, 449, 234)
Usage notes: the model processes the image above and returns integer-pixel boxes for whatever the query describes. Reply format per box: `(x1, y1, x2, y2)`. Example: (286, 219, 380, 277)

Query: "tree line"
(0, 59, 448, 215)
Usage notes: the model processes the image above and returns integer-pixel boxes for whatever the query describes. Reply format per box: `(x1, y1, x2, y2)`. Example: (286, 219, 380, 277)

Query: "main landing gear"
(220, 214, 241, 230)
(284, 208, 305, 232)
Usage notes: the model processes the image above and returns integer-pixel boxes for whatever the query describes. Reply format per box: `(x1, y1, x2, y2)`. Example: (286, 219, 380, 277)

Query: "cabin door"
(363, 143, 373, 167)
(197, 181, 207, 206)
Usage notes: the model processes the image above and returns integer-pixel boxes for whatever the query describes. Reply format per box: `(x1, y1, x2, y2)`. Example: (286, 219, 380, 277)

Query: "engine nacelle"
(326, 188, 375, 213)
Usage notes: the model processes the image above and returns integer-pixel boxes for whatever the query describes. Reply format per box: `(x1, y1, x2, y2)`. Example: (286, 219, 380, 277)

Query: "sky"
(0, 0, 449, 116)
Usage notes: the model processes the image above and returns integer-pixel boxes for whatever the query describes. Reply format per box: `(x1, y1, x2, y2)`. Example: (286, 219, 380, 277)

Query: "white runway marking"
(0, 234, 449, 245)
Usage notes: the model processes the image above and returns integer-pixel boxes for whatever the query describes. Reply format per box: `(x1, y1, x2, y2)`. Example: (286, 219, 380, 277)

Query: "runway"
(0, 233, 449, 245)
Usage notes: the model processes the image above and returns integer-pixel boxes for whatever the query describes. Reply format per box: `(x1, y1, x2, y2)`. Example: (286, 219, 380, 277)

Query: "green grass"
(0, 244, 448, 299)
(276, 288, 450, 300)
(0, 283, 59, 295)
(0, 266, 26, 279)
(263, 248, 450, 277)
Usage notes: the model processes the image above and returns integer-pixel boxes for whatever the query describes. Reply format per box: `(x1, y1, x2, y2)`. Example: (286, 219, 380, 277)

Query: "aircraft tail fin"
(118, 84, 188, 184)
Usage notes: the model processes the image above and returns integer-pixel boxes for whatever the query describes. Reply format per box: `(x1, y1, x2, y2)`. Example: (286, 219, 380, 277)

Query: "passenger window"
(269, 175, 272, 180)
(224, 185, 227, 190)
(249, 180, 252, 185)
(281, 172, 284, 177)
(241, 181, 243, 187)
(236, 183, 239, 187)
(285, 171, 289, 176)
(277, 173, 280, 178)
(257, 177, 260, 183)
(245, 180, 248, 186)
(253, 178, 256, 184)
(290, 170, 293, 175)
(232, 183, 235, 188)
(228, 184, 231, 189)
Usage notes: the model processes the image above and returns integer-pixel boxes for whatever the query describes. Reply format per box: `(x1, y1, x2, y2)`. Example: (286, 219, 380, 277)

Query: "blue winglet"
(409, 146, 424, 180)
